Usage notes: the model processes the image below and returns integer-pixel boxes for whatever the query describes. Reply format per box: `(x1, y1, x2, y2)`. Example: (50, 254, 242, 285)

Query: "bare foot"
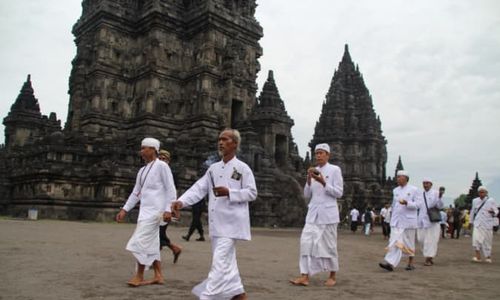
(289, 277, 309, 286)
(150, 276, 165, 285)
(324, 278, 337, 287)
(231, 293, 248, 300)
(127, 276, 147, 287)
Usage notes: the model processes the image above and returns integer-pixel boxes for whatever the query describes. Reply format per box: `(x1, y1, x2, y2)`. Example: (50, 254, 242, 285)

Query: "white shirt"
(350, 208, 360, 221)
(123, 159, 177, 221)
(470, 197, 499, 229)
(390, 184, 419, 229)
(380, 207, 389, 219)
(382, 207, 392, 223)
(179, 156, 257, 241)
(417, 189, 444, 228)
(304, 162, 343, 224)
(439, 211, 447, 224)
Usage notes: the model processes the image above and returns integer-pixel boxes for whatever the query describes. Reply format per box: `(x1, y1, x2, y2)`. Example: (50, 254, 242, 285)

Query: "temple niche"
(309, 45, 392, 214)
(0, 0, 306, 226)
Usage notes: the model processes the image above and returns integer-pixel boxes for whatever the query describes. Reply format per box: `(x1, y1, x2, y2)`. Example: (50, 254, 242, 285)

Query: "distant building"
(466, 172, 483, 209)
(309, 45, 392, 213)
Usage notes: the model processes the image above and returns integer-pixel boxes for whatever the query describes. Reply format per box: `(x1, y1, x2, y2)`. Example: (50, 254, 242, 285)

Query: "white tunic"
(303, 163, 343, 224)
(350, 208, 359, 221)
(123, 159, 177, 219)
(390, 184, 419, 229)
(380, 207, 389, 219)
(417, 189, 443, 228)
(470, 197, 498, 229)
(382, 207, 392, 223)
(122, 159, 177, 266)
(179, 156, 257, 241)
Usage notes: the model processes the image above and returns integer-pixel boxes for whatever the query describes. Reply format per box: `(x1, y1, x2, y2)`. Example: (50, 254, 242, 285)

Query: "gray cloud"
(1, 0, 499, 200)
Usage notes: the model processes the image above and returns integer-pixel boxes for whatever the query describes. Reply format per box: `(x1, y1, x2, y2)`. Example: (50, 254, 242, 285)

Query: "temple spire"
(11, 74, 40, 112)
(343, 44, 351, 62)
(258, 70, 284, 109)
(466, 172, 483, 209)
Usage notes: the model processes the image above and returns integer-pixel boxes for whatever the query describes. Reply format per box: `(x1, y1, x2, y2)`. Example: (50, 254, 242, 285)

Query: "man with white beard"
(416, 178, 443, 266)
(379, 170, 419, 271)
(171, 129, 257, 300)
(471, 186, 498, 263)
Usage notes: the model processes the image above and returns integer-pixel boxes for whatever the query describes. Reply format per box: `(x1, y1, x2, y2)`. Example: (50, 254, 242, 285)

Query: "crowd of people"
(114, 130, 498, 299)
(347, 175, 499, 271)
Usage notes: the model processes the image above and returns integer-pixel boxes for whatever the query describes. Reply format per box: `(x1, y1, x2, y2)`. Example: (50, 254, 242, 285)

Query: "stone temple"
(1, 0, 393, 225)
(0, 0, 305, 226)
(309, 45, 393, 214)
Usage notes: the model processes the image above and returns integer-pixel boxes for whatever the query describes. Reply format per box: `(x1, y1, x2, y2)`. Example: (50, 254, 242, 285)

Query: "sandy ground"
(0, 218, 499, 300)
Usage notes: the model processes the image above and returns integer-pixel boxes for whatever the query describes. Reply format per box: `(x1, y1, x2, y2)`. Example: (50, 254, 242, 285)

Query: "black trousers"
(187, 208, 204, 238)
(382, 221, 391, 237)
(159, 224, 171, 249)
(351, 221, 358, 232)
(452, 223, 462, 239)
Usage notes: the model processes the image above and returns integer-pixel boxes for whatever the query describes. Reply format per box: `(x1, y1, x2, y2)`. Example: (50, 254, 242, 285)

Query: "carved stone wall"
(0, 0, 306, 226)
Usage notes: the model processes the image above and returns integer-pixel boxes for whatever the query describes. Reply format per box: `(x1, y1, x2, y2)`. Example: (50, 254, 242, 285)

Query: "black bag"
(424, 192, 441, 222)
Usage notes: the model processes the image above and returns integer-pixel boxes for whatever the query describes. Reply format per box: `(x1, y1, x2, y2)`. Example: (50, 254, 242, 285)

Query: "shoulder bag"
(424, 192, 441, 222)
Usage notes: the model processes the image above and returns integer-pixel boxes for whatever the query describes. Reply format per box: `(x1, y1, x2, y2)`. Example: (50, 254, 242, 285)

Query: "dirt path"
(0, 219, 498, 300)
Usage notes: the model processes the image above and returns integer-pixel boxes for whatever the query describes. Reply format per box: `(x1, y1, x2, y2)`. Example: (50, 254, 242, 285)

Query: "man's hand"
(115, 209, 126, 222)
(163, 211, 172, 222)
(171, 201, 183, 219)
(399, 199, 408, 205)
(213, 186, 229, 197)
(310, 172, 325, 187)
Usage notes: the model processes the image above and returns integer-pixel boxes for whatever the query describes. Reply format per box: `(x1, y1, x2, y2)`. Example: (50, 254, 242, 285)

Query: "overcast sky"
(1, 0, 499, 203)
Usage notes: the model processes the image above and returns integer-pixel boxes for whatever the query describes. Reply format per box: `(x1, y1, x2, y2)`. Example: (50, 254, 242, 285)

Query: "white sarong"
(417, 223, 441, 257)
(472, 226, 493, 258)
(126, 215, 161, 267)
(384, 227, 415, 267)
(192, 237, 244, 300)
(299, 223, 338, 275)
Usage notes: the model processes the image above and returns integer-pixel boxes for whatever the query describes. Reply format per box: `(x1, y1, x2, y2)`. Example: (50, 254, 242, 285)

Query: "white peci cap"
(422, 177, 432, 183)
(141, 137, 160, 151)
(397, 170, 409, 177)
(315, 143, 330, 153)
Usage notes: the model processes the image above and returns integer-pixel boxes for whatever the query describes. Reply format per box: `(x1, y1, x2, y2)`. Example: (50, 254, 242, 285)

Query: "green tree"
(454, 194, 468, 208)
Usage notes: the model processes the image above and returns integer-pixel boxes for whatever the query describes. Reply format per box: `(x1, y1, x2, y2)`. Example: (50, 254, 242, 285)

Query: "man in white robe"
(172, 129, 257, 300)
(290, 143, 343, 287)
(416, 178, 443, 266)
(471, 186, 498, 263)
(379, 170, 419, 271)
(350, 207, 359, 233)
(116, 137, 177, 286)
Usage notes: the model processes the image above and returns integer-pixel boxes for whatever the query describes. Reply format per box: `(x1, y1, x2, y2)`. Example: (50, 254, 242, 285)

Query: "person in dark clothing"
(158, 149, 182, 263)
(182, 199, 205, 241)
(451, 207, 463, 239)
